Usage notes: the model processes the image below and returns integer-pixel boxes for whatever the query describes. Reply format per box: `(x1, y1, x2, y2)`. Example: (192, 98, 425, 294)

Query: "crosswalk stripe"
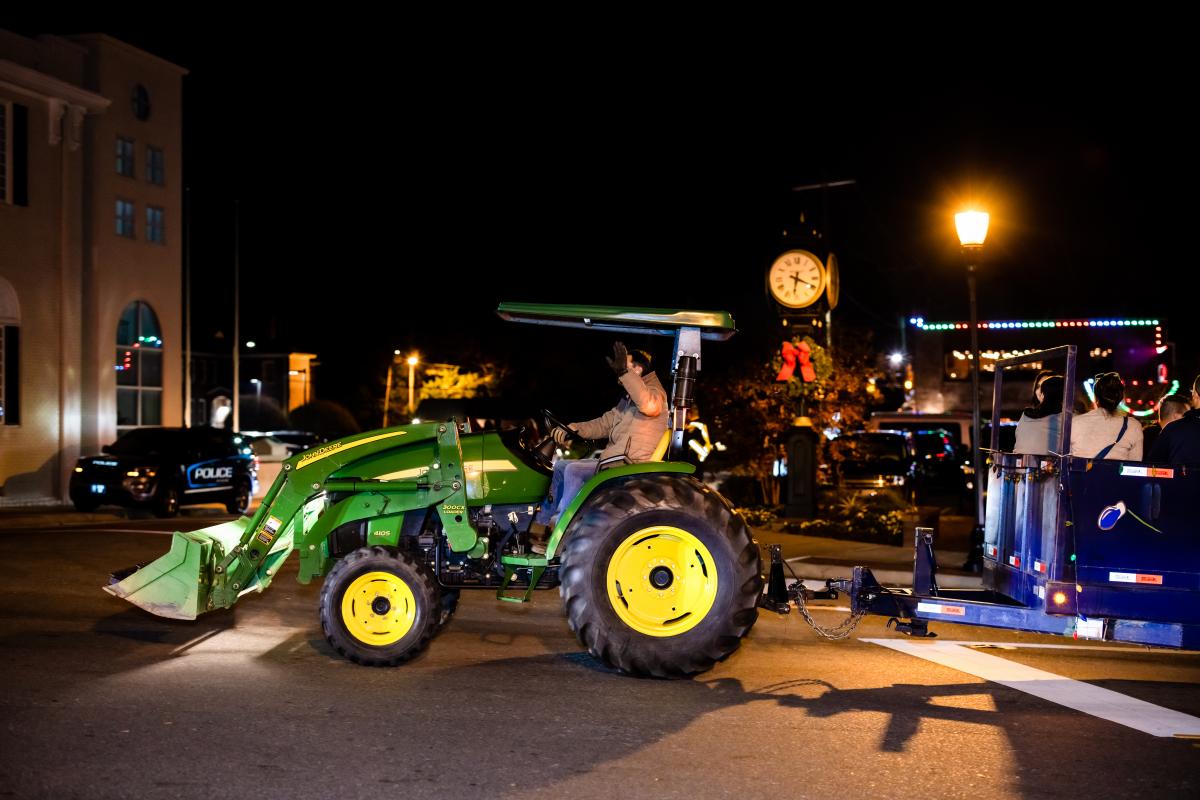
(862, 638, 1200, 738)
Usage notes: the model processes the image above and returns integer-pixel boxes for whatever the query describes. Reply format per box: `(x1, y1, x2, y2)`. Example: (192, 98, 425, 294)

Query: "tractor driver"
(531, 341, 668, 544)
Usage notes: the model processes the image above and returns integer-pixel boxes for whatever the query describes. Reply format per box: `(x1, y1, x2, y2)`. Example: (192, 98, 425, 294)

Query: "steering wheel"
(525, 408, 576, 471)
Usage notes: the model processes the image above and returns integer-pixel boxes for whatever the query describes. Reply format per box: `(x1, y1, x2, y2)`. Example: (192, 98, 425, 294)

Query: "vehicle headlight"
(121, 467, 157, 497)
(890, 475, 907, 486)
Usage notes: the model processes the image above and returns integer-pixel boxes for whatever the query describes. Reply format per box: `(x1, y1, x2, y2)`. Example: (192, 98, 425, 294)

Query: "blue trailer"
(769, 346, 1200, 648)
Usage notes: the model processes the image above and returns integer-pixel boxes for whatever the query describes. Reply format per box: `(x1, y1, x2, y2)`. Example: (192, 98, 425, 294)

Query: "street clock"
(767, 249, 826, 309)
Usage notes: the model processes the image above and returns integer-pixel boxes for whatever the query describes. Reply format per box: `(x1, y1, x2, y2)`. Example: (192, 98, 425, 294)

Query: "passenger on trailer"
(1070, 371, 1143, 460)
(1013, 372, 1065, 456)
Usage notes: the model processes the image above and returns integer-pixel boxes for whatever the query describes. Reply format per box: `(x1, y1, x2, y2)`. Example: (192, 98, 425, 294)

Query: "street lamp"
(956, 209, 989, 572)
(407, 355, 419, 416)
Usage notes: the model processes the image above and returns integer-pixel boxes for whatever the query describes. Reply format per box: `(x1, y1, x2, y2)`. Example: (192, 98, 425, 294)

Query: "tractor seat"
(596, 428, 671, 472)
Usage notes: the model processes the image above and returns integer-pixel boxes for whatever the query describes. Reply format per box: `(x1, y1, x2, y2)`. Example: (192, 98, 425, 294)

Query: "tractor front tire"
(558, 476, 761, 678)
(319, 546, 439, 666)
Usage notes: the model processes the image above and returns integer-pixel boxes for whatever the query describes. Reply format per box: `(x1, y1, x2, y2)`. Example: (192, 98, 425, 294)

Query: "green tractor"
(106, 304, 761, 677)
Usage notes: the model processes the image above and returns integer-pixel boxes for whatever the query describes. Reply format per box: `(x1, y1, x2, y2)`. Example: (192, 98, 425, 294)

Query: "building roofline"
(34, 33, 90, 56)
(66, 33, 189, 77)
(0, 59, 110, 111)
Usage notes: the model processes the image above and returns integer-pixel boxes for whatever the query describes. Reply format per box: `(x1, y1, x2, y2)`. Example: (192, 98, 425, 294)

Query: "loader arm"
(106, 423, 475, 620)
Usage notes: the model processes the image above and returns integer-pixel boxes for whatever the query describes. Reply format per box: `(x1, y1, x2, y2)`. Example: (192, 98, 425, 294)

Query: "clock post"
(765, 248, 840, 519)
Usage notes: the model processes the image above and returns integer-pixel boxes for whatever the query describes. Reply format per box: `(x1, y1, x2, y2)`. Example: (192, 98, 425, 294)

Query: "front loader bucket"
(104, 518, 249, 620)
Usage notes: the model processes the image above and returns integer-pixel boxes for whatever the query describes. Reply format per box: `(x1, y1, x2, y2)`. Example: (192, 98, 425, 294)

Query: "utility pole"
(184, 187, 192, 427)
(232, 200, 240, 433)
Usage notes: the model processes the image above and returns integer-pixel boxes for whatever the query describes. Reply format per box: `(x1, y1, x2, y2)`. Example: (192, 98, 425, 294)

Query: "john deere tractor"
(107, 304, 761, 678)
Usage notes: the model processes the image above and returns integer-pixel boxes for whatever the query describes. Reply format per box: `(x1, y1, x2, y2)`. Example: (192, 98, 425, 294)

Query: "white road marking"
(862, 638, 1200, 737)
(949, 640, 1199, 655)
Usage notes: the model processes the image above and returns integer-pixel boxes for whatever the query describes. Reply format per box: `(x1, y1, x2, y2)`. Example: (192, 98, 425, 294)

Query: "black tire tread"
(558, 475, 761, 678)
(319, 545, 440, 667)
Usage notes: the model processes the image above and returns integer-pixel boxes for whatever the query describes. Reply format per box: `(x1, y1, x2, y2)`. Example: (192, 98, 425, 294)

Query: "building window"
(132, 84, 152, 121)
(116, 137, 135, 177)
(1, 101, 29, 206)
(1, 278, 20, 426)
(146, 206, 165, 244)
(0, 326, 19, 426)
(146, 145, 165, 185)
(1, 101, 8, 203)
(116, 301, 163, 431)
(116, 199, 135, 238)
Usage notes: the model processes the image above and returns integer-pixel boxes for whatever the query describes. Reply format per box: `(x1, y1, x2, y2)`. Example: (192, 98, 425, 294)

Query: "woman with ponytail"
(1069, 372, 1143, 460)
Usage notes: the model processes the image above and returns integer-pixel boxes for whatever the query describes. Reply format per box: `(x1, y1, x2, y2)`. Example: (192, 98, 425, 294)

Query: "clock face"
(768, 250, 825, 309)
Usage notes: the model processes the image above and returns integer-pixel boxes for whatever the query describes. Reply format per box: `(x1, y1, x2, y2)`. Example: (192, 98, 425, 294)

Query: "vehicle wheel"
(558, 475, 761, 678)
(319, 546, 439, 666)
(225, 479, 252, 515)
(153, 485, 180, 518)
(72, 495, 100, 513)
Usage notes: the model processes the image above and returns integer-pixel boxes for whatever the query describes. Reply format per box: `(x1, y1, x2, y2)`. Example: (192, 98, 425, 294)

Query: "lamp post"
(955, 210, 990, 573)
(407, 355, 419, 416)
(383, 350, 400, 427)
(250, 378, 262, 425)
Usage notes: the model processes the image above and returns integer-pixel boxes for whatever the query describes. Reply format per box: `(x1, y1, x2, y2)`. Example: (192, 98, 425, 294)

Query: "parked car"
(247, 430, 325, 462)
(242, 430, 325, 501)
(828, 431, 916, 507)
(70, 427, 257, 517)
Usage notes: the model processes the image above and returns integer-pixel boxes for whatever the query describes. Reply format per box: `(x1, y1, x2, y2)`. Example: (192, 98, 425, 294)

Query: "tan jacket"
(572, 371, 668, 462)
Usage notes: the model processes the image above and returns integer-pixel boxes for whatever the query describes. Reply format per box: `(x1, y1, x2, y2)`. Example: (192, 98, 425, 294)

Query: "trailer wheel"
(319, 546, 439, 666)
(558, 475, 761, 678)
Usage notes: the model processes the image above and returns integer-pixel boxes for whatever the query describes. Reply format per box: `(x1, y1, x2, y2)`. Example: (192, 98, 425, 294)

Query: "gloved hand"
(606, 341, 629, 376)
(551, 425, 575, 446)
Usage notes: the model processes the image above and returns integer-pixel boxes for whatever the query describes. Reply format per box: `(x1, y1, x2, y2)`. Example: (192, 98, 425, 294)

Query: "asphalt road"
(1, 517, 1198, 799)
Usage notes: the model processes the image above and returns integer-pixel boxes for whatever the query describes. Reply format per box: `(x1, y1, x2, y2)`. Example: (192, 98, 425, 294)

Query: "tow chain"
(789, 577, 869, 640)
(766, 546, 869, 640)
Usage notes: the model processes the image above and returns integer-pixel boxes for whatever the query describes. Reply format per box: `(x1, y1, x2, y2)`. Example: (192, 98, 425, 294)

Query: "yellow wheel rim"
(340, 571, 417, 646)
(605, 525, 719, 637)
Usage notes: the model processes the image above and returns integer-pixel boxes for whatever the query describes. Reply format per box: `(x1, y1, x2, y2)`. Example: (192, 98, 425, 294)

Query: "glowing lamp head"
(955, 211, 990, 247)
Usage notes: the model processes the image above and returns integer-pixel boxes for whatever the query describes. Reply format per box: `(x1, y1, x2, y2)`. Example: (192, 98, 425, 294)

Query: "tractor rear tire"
(319, 546, 439, 666)
(558, 475, 761, 678)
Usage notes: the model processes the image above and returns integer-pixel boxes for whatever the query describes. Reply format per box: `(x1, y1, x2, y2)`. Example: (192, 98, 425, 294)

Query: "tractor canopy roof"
(496, 302, 736, 340)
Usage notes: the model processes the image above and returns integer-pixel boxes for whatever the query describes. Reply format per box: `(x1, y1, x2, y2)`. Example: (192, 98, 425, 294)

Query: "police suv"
(70, 427, 257, 517)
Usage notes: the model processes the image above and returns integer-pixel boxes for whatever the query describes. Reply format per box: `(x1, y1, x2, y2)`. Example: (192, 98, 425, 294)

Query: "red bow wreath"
(776, 340, 816, 383)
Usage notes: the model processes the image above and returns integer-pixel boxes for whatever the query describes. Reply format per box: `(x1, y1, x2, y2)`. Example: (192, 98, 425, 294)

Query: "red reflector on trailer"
(1034, 560, 1047, 573)
(1008, 555, 1021, 568)
(1109, 572, 1164, 585)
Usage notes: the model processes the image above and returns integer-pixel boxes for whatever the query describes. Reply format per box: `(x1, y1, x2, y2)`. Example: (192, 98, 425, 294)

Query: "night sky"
(25, 25, 1200, 422)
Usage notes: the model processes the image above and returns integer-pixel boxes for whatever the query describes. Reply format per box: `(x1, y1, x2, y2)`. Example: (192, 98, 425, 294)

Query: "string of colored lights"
(908, 317, 1160, 331)
(1083, 378, 1180, 418)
